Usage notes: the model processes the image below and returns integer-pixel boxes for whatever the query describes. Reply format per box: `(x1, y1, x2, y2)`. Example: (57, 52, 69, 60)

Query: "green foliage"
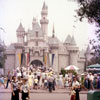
(60, 68, 77, 77)
(72, 0, 100, 64)
(61, 68, 66, 77)
(0, 54, 6, 68)
(66, 70, 77, 76)
(0, 45, 6, 68)
(74, 0, 100, 26)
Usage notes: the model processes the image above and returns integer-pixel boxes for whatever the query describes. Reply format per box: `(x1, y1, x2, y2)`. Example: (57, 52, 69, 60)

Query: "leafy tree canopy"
(73, 0, 100, 26)
(72, 0, 100, 64)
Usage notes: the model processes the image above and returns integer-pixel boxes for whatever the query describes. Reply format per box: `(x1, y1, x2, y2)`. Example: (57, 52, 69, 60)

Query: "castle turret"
(40, 2, 49, 37)
(16, 23, 25, 44)
(32, 17, 37, 30)
(70, 35, 76, 45)
(64, 34, 71, 45)
(66, 35, 79, 66)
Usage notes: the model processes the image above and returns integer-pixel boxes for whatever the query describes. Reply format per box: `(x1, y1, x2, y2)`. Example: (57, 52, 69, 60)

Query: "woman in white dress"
(58, 74, 64, 88)
(28, 72, 33, 89)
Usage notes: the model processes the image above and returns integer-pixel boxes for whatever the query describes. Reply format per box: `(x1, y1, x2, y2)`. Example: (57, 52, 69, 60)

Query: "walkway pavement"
(0, 85, 88, 94)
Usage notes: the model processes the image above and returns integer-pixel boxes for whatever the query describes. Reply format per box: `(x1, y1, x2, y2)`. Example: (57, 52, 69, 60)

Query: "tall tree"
(74, 0, 100, 25)
(73, 0, 100, 64)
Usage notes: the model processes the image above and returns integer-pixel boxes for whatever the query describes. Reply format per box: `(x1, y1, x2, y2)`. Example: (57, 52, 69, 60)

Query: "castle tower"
(65, 35, 79, 66)
(16, 22, 25, 44)
(69, 36, 79, 66)
(40, 2, 49, 37)
(64, 34, 71, 46)
(32, 17, 37, 30)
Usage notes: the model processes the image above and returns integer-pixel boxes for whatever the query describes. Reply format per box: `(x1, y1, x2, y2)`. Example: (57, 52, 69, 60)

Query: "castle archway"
(31, 60, 43, 67)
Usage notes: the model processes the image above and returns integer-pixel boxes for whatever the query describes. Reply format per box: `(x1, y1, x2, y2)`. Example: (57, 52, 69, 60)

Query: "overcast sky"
(0, 0, 96, 49)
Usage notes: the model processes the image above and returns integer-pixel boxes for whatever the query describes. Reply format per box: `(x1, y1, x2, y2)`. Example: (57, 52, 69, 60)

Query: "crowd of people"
(82, 72, 100, 90)
(14, 65, 63, 92)
(0, 65, 100, 100)
(0, 65, 64, 100)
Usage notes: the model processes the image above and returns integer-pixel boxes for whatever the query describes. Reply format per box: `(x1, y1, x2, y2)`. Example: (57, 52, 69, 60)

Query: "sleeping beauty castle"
(4, 2, 85, 74)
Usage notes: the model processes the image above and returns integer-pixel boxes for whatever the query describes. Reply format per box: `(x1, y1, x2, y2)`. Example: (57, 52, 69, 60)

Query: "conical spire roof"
(42, 1, 48, 10)
(70, 35, 76, 45)
(42, 2, 46, 9)
(16, 22, 25, 32)
(64, 35, 71, 44)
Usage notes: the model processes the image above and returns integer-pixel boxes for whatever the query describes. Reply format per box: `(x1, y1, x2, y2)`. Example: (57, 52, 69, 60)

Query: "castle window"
(36, 31, 38, 37)
(36, 41, 38, 46)
(43, 17, 45, 19)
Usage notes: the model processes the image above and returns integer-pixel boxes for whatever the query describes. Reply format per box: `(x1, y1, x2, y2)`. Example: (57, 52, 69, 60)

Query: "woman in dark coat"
(11, 76, 19, 100)
(75, 88, 80, 100)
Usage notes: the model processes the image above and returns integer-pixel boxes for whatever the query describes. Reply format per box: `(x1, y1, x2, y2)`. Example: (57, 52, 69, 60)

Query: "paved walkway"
(0, 85, 88, 94)
(0, 92, 87, 100)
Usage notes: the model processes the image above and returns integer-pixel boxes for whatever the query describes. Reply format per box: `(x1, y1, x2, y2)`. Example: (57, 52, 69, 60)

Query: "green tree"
(72, 0, 100, 64)
(0, 55, 6, 68)
(74, 0, 100, 25)
(0, 45, 6, 68)
(61, 68, 66, 77)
